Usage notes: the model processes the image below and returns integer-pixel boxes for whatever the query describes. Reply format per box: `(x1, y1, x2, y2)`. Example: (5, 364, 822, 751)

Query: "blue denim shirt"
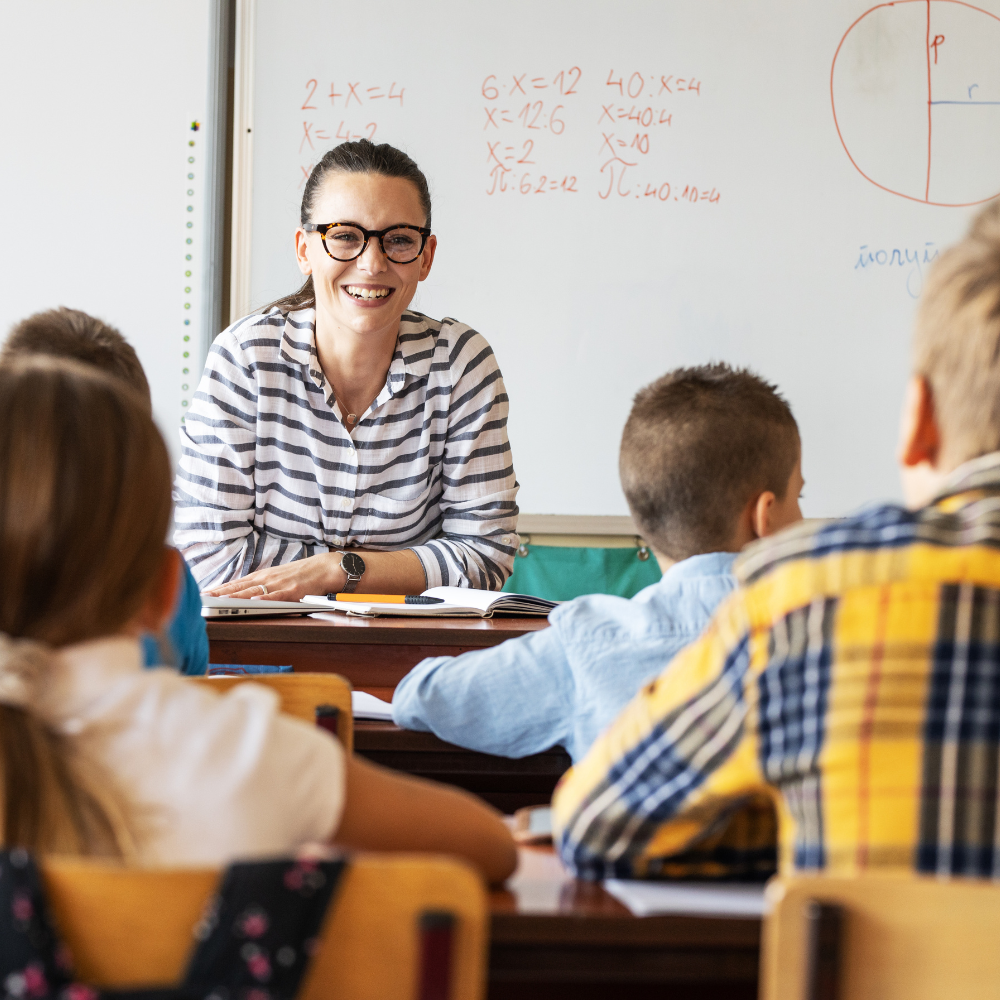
(392, 551, 737, 763)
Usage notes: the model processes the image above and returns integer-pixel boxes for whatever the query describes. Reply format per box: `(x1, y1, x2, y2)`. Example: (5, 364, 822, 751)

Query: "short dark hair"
(0, 307, 151, 411)
(268, 139, 433, 314)
(620, 364, 799, 560)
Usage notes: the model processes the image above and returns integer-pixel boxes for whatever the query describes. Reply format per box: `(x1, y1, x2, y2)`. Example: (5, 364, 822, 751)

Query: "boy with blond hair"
(554, 200, 1000, 880)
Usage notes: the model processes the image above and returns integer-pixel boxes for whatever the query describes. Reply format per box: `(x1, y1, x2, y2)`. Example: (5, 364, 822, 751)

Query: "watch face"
(341, 551, 365, 577)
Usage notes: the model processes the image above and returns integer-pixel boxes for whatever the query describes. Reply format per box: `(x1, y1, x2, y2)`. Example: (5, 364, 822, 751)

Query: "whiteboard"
(239, 0, 1000, 518)
(0, 1, 218, 462)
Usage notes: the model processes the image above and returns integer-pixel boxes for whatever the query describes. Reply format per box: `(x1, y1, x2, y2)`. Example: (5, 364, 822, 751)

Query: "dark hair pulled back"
(266, 139, 432, 314)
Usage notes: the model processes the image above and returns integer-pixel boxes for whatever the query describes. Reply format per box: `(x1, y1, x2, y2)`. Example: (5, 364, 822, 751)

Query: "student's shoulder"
(733, 502, 918, 588)
(549, 591, 630, 629)
(125, 667, 265, 719)
(550, 586, 678, 642)
(169, 555, 208, 675)
(127, 670, 331, 757)
(119, 671, 344, 851)
(400, 311, 498, 371)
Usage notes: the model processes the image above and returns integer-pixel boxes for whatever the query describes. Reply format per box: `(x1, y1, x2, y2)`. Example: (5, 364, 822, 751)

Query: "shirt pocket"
(359, 475, 438, 545)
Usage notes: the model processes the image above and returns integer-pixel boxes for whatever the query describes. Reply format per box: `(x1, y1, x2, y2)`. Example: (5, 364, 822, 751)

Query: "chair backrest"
(42, 853, 487, 1000)
(193, 672, 353, 753)
(761, 874, 1000, 1000)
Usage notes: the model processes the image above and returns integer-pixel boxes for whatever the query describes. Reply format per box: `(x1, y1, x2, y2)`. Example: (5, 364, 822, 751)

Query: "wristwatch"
(338, 551, 366, 594)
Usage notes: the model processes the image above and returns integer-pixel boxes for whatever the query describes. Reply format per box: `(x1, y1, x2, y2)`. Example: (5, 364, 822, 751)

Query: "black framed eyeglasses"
(303, 222, 431, 264)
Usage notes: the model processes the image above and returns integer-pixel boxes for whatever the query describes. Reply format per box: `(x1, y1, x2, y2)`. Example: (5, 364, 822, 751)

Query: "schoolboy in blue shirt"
(0, 307, 209, 674)
(392, 364, 804, 763)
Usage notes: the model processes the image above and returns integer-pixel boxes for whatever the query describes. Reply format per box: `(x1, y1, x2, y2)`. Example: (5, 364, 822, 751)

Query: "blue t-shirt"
(142, 555, 209, 675)
(392, 552, 737, 763)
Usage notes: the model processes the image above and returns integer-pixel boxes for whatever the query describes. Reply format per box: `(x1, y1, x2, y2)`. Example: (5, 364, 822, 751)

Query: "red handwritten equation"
(483, 67, 582, 196)
(292, 67, 719, 206)
(296, 78, 406, 187)
(481, 66, 719, 204)
(598, 69, 718, 204)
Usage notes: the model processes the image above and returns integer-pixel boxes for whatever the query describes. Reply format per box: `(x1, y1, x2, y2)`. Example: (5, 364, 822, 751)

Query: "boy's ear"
(750, 491, 777, 540)
(133, 547, 182, 634)
(729, 490, 777, 549)
(898, 375, 941, 468)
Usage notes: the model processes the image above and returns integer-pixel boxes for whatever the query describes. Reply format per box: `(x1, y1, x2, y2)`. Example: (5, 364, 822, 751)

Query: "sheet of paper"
(603, 880, 767, 918)
(352, 690, 394, 721)
(423, 586, 501, 611)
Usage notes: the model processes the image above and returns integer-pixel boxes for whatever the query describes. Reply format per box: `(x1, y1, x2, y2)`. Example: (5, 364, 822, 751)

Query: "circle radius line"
(926, 0, 933, 203)
(831, 0, 1000, 207)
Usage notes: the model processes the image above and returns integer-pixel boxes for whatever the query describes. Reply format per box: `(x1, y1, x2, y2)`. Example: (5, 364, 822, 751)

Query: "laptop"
(201, 596, 313, 618)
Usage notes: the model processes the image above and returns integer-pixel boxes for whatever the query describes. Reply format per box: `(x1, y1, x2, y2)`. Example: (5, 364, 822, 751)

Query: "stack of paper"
(351, 690, 394, 721)
(603, 880, 767, 918)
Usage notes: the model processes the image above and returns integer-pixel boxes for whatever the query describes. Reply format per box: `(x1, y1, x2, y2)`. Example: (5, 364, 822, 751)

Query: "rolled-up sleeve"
(173, 330, 261, 589)
(408, 327, 519, 590)
(392, 624, 573, 757)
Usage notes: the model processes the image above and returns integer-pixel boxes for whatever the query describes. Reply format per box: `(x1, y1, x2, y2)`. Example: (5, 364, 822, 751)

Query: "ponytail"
(0, 635, 134, 858)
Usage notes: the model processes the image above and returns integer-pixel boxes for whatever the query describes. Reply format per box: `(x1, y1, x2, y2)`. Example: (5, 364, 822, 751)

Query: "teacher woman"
(175, 140, 519, 600)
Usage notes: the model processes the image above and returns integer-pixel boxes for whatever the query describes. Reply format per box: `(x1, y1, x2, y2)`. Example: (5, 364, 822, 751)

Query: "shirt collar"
(661, 551, 738, 585)
(278, 308, 437, 410)
(386, 314, 437, 394)
(40, 636, 143, 728)
(931, 450, 1000, 506)
(278, 307, 328, 398)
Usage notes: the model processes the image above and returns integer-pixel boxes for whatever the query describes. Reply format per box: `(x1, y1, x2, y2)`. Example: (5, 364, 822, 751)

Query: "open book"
(301, 586, 556, 618)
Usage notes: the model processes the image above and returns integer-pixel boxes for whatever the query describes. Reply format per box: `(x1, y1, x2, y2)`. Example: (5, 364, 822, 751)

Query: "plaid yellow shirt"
(554, 453, 1000, 881)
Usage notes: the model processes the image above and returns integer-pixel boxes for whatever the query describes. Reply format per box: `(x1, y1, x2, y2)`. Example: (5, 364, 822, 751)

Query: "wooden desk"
(207, 615, 548, 698)
(354, 720, 570, 814)
(488, 847, 761, 1000)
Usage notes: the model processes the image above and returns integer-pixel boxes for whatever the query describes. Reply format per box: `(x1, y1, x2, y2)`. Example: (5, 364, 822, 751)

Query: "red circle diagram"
(831, 0, 1000, 206)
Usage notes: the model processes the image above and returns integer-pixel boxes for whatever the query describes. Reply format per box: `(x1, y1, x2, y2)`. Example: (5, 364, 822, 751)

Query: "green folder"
(502, 544, 661, 602)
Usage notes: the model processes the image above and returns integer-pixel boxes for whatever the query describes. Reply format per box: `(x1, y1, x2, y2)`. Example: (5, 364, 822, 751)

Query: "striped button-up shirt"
(174, 307, 519, 590)
(554, 451, 1000, 881)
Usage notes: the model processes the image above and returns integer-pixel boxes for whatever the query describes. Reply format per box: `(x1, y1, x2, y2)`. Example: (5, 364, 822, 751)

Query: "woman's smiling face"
(295, 171, 436, 339)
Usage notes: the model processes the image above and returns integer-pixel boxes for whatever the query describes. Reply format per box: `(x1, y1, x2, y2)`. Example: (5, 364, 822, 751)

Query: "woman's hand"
(203, 548, 427, 603)
(203, 552, 342, 602)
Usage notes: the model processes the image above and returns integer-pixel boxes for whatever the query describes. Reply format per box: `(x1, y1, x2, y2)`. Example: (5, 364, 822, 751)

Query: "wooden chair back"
(761, 874, 1000, 1000)
(193, 672, 353, 753)
(42, 853, 487, 1000)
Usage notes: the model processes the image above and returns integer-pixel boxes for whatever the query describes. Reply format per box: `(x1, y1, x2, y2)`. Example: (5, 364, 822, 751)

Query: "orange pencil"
(330, 593, 444, 604)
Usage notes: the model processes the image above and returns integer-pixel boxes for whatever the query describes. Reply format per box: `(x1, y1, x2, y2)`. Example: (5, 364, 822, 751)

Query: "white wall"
(0, 1, 214, 460)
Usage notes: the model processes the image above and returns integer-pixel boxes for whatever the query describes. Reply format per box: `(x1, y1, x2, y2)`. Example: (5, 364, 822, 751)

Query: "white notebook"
(603, 880, 767, 918)
(302, 587, 556, 618)
(351, 690, 394, 721)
